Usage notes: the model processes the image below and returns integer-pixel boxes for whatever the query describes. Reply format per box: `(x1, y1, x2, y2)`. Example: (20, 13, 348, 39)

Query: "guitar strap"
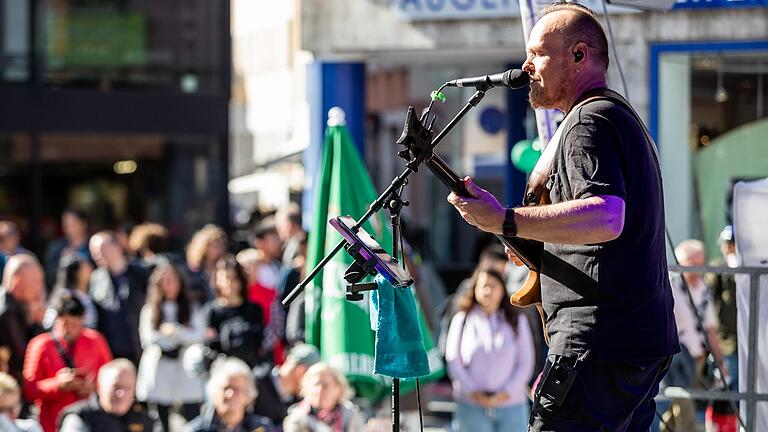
(524, 89, 621, 206)
(50, 332, 76, 370)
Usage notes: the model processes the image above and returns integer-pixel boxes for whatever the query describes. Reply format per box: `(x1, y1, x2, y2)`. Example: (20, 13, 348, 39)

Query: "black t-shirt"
(541, 88, 679, 360)
(205, 301, 265, 367)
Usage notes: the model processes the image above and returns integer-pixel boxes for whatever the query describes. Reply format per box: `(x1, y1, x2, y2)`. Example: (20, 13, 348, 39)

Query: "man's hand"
(56, 368, 84, 392)
(447, 177, 505, 234)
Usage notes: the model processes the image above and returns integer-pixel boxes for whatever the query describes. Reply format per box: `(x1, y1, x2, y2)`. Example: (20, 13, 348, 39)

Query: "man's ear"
(572, 42, 589, 64)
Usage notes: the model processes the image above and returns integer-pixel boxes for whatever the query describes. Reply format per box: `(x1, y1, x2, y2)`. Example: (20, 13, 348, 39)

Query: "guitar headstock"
(396, 106, 435, 172)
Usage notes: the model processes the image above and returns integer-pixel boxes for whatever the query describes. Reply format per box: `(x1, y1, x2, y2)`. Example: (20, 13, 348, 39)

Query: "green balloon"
(511, 139, 541, 173)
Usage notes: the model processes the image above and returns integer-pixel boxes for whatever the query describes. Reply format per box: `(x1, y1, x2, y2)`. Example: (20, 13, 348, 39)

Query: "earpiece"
(574, 51, 584, 63)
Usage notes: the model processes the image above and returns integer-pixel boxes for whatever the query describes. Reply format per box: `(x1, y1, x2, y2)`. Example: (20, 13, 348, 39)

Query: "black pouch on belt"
(537, 350, 591, 407)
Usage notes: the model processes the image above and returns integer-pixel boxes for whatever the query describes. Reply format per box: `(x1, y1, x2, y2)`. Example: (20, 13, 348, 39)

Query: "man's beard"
(528, 80, 565, 110)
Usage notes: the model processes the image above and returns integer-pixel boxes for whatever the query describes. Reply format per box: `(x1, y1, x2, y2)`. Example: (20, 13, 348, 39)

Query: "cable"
(416, 378, 424, 432)
(600, 0, 629, 98)
(396, 187, 424, 432)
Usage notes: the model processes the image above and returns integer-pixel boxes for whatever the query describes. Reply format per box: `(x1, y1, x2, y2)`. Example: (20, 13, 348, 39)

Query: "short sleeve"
(562, 111, 626, 200)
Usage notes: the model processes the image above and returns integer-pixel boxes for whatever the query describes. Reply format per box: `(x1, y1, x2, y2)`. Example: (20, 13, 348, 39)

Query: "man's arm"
(448, 177, 625, 245)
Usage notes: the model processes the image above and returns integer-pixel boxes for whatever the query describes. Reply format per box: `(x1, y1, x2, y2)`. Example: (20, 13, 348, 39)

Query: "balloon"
(511, 139, 541, 173)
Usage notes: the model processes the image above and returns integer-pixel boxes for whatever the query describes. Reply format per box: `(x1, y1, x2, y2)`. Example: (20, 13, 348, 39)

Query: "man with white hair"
(672, 239, 726, 372)
(58, 358, 160, 432)
(184, 357, 274, 432)
(661, 239, 729, 429)
(0, 255, 46, 383)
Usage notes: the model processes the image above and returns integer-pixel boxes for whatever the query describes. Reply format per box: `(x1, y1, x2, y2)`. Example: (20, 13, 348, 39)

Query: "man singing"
(448, 2, 679, 430)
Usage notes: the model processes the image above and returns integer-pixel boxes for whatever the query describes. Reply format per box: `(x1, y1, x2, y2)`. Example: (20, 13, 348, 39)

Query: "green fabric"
(694, 119, 768, 260)
(304, 124, 443, 402)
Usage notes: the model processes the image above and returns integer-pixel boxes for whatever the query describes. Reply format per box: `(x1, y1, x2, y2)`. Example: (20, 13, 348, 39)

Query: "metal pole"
(28, 0, 43, 254)
(746, 273, 760, 431)
(392, 378, 400, 432)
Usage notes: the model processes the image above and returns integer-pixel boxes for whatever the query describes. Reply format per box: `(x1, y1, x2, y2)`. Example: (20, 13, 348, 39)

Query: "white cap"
(327, 107, 346, 127)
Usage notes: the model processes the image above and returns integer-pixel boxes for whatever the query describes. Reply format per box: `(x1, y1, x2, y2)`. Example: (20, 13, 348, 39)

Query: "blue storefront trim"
(303, 61, 366, 229)
(648, 40, 768, 143)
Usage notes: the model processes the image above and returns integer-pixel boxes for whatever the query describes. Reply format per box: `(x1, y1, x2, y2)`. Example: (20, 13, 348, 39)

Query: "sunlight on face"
(474, 272, 505, 314)
(98, 369, 135, 416)
(523, 13, 571, 110)
(214, 375, 252, 418)
(160, 269, 182, 301)
(304, 371, 343, 411)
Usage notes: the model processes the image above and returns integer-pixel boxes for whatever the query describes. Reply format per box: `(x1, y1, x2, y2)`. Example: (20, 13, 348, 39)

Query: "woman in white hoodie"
(136, 261, 205, 432)
(445, 265, 536, 432)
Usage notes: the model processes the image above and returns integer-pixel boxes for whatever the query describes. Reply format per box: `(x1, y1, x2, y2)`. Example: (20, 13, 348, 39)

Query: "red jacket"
(22, 328, 112, 432)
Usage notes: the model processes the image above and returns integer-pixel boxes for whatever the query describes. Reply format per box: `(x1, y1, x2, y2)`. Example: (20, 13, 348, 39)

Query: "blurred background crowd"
(0, 202, 741, 431)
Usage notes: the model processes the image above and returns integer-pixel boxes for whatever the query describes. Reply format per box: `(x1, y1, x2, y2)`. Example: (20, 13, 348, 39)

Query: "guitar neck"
(424, 154, 542, 272)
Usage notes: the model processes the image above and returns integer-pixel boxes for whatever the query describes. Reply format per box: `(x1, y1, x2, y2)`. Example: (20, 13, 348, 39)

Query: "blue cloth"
(369, 275, 429, 379)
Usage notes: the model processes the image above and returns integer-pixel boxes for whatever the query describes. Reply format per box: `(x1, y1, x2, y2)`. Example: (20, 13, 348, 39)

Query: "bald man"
(447, 2, 678, 430)
(0, 255, 46, 384)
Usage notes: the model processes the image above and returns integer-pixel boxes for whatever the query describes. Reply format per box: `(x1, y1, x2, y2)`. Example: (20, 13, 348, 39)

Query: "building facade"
(298, 0, 768, 266)
(0, 0, 231, 252)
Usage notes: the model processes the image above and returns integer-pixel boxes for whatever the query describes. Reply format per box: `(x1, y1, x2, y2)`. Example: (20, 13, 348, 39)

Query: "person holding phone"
(445, 265, 535, 431)
(22, 294, 112, 432)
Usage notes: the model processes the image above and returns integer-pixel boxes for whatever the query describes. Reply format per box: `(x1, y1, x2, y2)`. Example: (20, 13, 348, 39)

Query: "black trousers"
(529, 353, 672, 432)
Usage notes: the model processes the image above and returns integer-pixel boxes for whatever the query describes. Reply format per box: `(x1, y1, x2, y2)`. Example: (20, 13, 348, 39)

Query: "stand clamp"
(344, 242, 380, 301)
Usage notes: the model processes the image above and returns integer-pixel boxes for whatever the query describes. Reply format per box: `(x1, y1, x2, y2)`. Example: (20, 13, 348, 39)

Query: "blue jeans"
(453, 399, 529, 432)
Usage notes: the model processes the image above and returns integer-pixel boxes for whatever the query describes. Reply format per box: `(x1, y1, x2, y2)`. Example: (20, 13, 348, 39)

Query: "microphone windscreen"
(503, 69, 530, 89)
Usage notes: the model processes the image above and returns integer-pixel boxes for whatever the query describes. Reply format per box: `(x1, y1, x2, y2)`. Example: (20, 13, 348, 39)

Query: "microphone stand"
(282, 85, 491, 432)
(282, 86, 489, 308)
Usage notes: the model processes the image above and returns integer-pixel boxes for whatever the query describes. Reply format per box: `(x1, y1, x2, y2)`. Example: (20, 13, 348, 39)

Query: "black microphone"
(446, 69, 529, 89)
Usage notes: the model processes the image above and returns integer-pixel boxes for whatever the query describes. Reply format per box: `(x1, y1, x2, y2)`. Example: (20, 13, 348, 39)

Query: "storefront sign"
(395, 0, 640, 20)
(395, 0, 519, 20)
(673, 0, 767, 8)
(395, 0, 763, 20)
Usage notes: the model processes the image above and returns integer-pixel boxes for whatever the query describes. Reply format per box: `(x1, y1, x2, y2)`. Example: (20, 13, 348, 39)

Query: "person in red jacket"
(22, 293, 112, 432)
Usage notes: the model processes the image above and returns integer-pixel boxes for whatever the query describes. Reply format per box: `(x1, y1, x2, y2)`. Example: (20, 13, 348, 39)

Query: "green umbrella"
(304, 109, 443, 402)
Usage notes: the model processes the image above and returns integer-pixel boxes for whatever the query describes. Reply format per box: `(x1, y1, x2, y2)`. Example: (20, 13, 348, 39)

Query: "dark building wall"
(0, 0, 231, 253)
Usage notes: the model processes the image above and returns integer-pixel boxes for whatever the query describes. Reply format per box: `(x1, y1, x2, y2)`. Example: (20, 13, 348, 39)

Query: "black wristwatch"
(502, 208, 517, 237)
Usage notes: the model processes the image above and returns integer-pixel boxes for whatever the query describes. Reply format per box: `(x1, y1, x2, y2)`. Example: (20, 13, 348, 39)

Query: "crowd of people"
(0, 204, 368, 432)
(0, 197, 742, 432)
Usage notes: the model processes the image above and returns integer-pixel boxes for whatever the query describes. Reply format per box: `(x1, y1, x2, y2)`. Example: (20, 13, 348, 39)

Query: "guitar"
(395, 105, 546, 309)
(424, 153, 545, 307)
